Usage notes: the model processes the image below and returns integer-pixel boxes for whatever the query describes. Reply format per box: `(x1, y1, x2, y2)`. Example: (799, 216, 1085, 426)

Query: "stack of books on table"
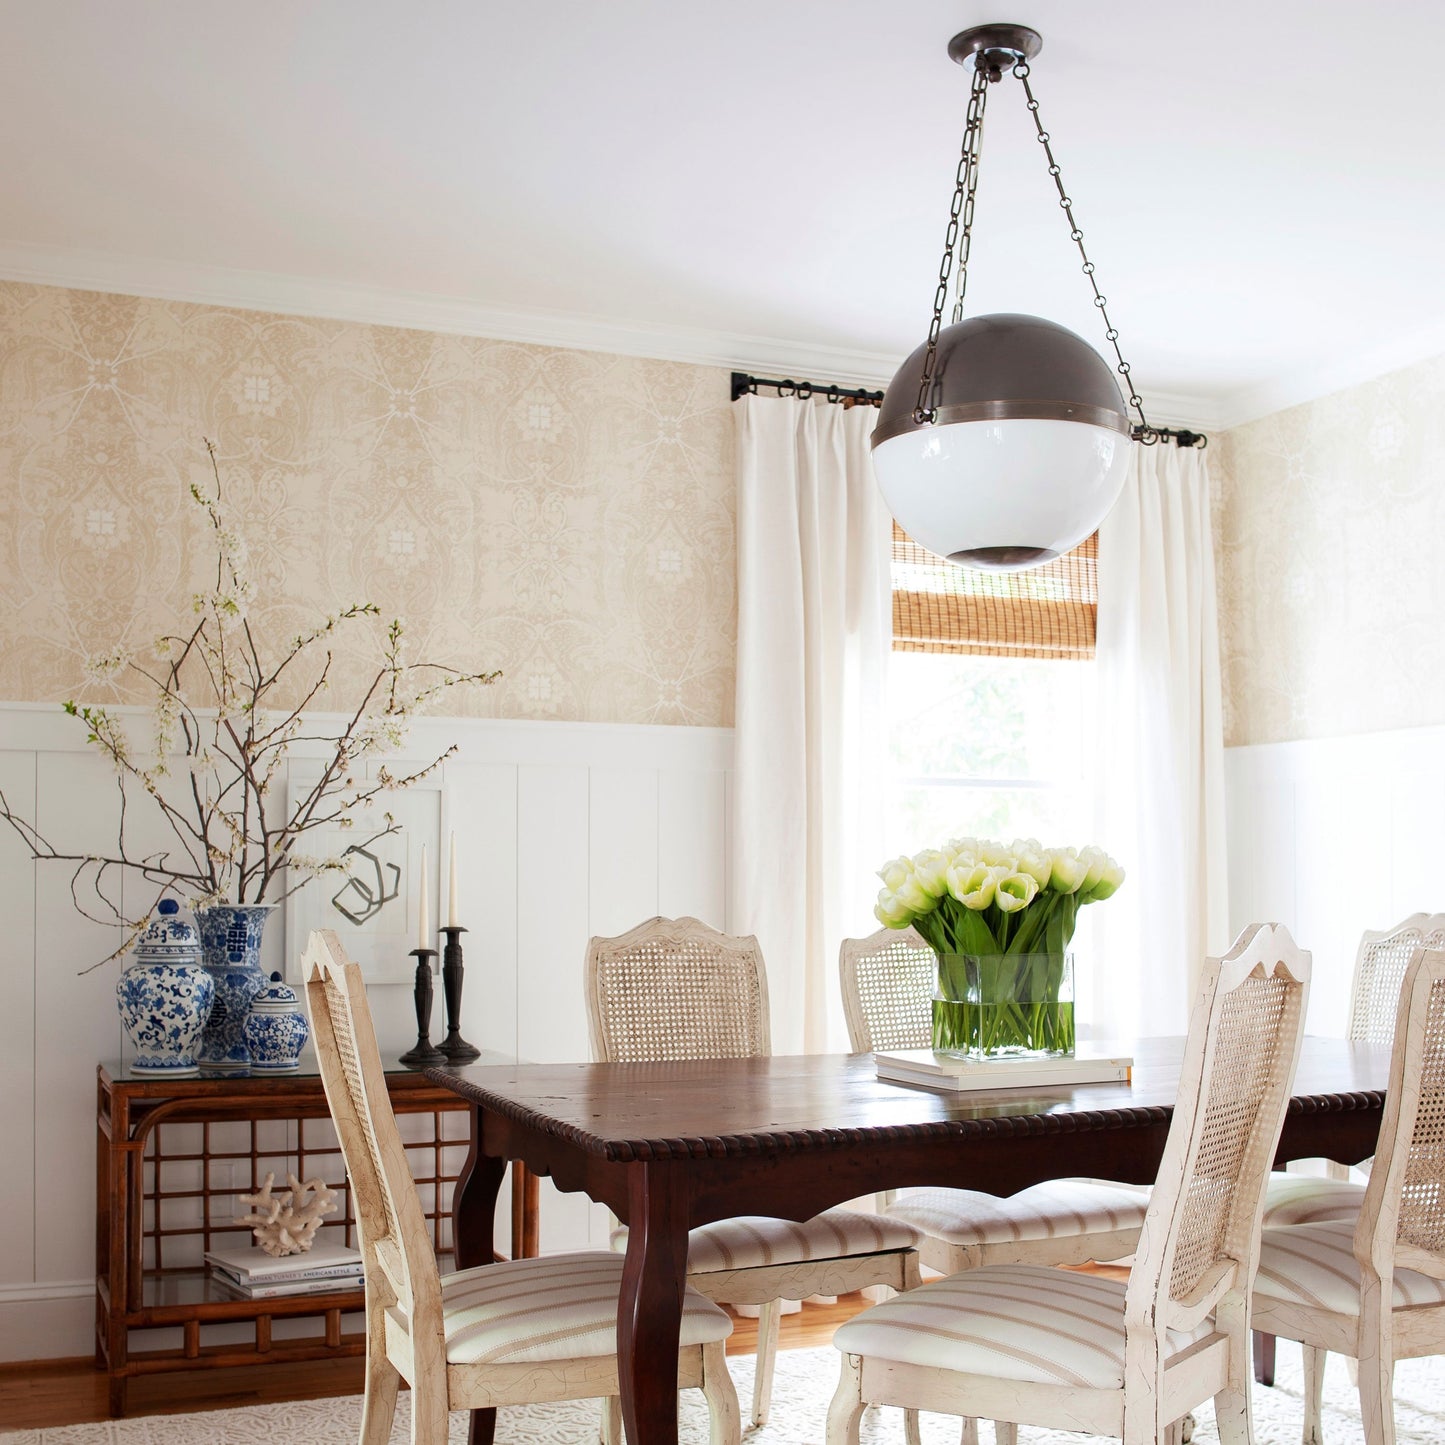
(204, 1241, 364, 1298)
(874, 1047, 1134, 1092)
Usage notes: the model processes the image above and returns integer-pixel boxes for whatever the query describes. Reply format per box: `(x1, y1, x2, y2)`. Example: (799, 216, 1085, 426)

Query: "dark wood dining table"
(429, 1037, 1389, 1445)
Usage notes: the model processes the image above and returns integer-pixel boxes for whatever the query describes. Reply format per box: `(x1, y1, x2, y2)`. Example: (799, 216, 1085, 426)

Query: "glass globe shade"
(871, 313, 1132, 571)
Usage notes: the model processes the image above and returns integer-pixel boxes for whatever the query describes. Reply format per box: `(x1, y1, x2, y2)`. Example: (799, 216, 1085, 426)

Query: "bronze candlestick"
(398, 947, 446, 1067)
(438, 925, 481, 1062)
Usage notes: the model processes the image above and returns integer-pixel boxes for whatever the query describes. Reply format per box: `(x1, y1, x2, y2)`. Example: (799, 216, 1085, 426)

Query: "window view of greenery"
(885, 653, 1098, 855)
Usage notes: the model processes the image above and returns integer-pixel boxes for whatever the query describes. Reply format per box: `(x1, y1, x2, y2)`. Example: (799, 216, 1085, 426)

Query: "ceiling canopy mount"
(946, 22, 1042, 79)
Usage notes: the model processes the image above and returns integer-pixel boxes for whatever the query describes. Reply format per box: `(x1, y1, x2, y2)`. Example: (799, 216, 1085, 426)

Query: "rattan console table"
(96, 1053, 536, 1416)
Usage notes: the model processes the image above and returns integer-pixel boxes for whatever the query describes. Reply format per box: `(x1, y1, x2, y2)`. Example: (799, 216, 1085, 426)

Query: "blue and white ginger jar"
(196, 903, 275, 1068)
(243, 972, 310, 1071)
(116, 899, 215, 1075)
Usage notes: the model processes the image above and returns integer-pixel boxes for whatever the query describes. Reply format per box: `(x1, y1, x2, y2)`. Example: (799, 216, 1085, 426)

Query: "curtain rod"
(732, 369, 1208, 447)
(730, 371, 884, 406)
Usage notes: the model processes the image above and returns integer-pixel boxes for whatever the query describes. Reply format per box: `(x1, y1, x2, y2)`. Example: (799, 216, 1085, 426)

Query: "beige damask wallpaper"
(0, 282, 735, 725)
(1215, 350, 1445, 747)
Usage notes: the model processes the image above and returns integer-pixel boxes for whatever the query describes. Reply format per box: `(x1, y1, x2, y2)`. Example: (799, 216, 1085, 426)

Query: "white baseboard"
(0, 1289, 93, 1365)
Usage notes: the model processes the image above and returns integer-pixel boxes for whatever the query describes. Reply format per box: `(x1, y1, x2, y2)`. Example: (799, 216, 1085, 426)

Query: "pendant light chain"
(913, 64, 991, 425)
(1013, 63, 1158, 443)
(949, 71, 989, 328)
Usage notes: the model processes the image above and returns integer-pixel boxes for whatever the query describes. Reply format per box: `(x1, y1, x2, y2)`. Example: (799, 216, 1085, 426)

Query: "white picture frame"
(284, 764, 442, 985)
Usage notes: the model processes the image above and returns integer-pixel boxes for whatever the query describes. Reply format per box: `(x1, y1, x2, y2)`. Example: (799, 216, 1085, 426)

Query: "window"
(884, 525, 1099, 855)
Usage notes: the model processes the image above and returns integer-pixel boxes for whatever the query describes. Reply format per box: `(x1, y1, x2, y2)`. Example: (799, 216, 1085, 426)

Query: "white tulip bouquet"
(874, 837, 1125, 1058)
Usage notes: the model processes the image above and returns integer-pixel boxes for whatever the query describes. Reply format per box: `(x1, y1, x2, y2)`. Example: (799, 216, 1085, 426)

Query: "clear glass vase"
(932, 952, 1075, 1061)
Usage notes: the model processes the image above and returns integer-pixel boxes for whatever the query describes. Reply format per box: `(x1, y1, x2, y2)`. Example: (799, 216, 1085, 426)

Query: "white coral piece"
(237, 1171, 338, 1257)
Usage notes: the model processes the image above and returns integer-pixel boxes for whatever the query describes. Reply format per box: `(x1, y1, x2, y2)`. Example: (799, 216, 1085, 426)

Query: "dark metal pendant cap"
(872, 314, 1129, 450)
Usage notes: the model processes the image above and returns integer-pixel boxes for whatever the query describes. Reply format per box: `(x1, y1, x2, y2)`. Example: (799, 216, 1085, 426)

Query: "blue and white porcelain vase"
(195, 903, 275, 1068)
(116, 899, 215, 1075)
(244, 972, 310, 1071)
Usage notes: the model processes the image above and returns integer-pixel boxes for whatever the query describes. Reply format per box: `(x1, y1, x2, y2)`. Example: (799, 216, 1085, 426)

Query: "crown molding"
(0, 240, 903, 389)
(1134, 389, 1223, 433)
(0, 241, 1244, 426)
(1217, 318, 1445, 431)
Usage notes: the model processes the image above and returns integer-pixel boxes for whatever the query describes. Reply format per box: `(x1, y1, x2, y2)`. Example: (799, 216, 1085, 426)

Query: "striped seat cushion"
(611, 1208, 921, 1273)
(437, 1251, 732, 1365)
(1255, 1220, 1445, 1316)
(1260, 1172, 1367, 1227)
(883, 1179, 1149, 1247)
(833, 1264, 1211, 1388)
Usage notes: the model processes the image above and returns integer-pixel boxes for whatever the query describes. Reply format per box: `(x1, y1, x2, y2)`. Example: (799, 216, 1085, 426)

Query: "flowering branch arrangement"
(874, 836, 1124, 956)
(0, 441, 499, 967)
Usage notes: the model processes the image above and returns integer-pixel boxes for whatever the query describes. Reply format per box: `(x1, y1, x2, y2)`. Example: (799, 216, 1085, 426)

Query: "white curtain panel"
(1091, 442, 1229, 1038)
(730, 395, 892, 1054)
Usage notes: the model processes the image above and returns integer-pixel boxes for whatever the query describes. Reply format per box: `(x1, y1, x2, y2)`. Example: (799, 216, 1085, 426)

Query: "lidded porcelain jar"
(115, 899, 215, 1075)
(195, 903, 275, 1068)
(243, 972, 310, 1071)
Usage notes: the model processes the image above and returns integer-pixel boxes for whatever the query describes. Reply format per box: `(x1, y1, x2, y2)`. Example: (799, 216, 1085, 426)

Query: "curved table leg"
(619, 1163, 691, 1445)
(454, 1104, 507, 1445)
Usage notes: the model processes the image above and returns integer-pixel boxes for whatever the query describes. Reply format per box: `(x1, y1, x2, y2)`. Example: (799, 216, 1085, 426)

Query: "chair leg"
(1357, 1342, 1396, 1445)
(1302, 1345, 1327, 1445)
(827, 1352, 867, 1445)
(1213, 1300, 1254, 1445)
(359, 1345, 401, 1445)
(752, 1298, 781, 1426)
(1253, 1329, 1276, 1386)
(959, 1419, 980, 1445)
(701, 1339, 742, 1445)
(410, 1379, 452, 1445)
(904, 1407, 923, 1445)
(601, 1393, 622, 1445)
(994, 1424, 1018, 1445)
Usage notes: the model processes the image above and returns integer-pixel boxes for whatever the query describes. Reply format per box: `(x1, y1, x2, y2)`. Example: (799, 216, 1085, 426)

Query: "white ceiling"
(2, 0, 1443, 427)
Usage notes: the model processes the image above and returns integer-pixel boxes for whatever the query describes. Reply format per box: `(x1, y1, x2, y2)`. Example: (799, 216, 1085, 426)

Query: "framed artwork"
(284, 765, 442, 985)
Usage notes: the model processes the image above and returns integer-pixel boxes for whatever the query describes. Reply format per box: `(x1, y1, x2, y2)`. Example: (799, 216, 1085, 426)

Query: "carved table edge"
(425, 1068, 1385, 1163)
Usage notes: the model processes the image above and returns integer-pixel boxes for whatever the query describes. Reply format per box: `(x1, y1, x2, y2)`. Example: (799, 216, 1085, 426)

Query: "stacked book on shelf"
(205, 1241, 364, 1299)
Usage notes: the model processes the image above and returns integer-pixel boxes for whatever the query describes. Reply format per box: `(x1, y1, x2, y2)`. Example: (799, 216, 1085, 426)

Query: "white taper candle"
(447, 830, 459, 928)
(416, 843, 429, 949)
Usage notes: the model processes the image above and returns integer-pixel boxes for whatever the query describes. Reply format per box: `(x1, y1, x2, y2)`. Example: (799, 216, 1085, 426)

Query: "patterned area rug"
(5, 1344, 1444, 1442)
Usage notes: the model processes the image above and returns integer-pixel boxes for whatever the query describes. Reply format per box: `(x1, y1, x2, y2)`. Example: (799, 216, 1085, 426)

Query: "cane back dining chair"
(1252, 945, 1445, 1445)
(588, 916, 925, 1432)
(1260, 913, 1445, 1227)
(841, 927, 1150, 1276)
(1252, 913, 1445, 1385)
(303, 929, 741, 1445)
(828, 921, 1311, 1445)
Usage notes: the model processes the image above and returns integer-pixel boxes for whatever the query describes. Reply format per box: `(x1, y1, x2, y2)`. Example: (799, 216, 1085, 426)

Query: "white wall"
(1225, 721, 1445, 1036)
(0, 703, 731, 1362)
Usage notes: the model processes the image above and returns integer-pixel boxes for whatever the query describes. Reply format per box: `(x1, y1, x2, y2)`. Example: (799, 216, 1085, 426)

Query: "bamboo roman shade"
(891, 523, 1097, 660)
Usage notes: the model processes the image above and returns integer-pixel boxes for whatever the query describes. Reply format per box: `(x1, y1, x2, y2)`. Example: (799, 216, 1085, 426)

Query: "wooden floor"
(0, 1295, 870, 1430)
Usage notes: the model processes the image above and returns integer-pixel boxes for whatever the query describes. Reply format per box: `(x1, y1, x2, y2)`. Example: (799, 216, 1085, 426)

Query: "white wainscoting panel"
(0, 704, 732, 1361)
(658, 768, 729, 924)
(1225, 721, 1445, 1037)
(0, 753, 37, 1290)
(444, 760, 520, 1064)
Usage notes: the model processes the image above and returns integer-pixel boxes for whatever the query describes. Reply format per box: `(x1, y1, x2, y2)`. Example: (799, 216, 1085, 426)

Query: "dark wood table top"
(429, 1035, 1391, 1163)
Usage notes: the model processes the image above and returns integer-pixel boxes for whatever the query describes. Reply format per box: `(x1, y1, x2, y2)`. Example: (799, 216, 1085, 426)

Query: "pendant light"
(873, 22, 1162, 572)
